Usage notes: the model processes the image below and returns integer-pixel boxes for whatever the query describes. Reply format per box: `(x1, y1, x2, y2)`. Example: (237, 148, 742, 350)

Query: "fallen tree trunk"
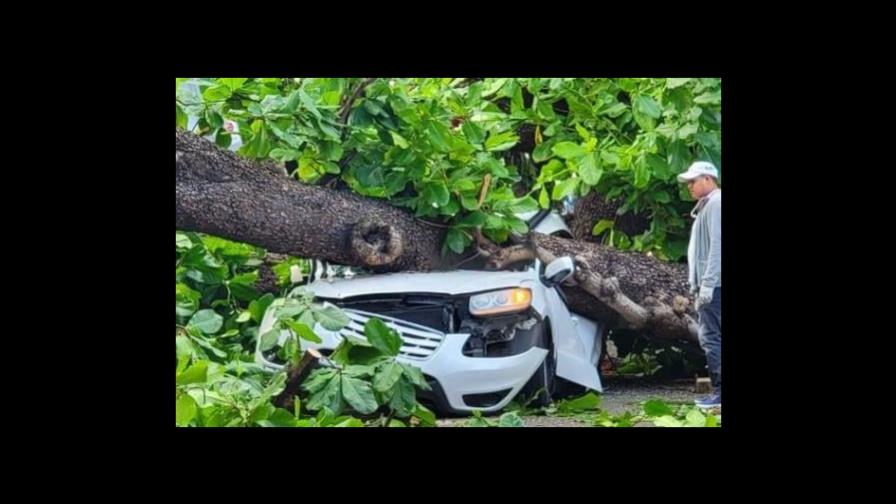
(177, 129, 462, 272)
(176, 129, 699, 342)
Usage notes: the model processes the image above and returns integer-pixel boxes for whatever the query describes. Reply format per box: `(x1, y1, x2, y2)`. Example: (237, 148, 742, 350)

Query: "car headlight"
(468, 288, 532, 316)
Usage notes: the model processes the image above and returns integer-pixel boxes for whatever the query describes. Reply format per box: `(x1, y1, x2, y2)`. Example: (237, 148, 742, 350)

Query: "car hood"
(307, 269, 535, 299)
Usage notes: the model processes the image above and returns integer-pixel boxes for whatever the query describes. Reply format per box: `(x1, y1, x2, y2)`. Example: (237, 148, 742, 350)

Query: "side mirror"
(542, 256, 575, 286)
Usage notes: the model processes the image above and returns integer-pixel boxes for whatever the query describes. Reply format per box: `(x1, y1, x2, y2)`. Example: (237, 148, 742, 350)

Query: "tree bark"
(177, 129, 463, 273)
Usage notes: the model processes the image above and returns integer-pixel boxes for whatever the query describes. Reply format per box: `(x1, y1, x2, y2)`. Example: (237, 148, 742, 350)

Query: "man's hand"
(695, 286, 714, 310)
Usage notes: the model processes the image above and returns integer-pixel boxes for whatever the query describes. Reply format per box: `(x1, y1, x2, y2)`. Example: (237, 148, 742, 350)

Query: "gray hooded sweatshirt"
(687, 188, 721, 293)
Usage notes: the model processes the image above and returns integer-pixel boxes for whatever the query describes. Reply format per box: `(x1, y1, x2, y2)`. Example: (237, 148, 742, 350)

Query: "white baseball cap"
(677, 161, 719, 183)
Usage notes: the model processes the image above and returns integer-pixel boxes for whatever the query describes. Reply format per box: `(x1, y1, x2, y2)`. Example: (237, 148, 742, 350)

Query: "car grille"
(324, 306, 446, 360)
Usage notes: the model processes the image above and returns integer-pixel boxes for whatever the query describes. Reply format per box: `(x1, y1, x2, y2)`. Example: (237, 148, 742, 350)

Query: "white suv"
(256, 210, 605, 414)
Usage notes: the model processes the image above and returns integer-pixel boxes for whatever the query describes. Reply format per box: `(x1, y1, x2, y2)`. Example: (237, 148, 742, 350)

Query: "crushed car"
(256, 210, 606, 415)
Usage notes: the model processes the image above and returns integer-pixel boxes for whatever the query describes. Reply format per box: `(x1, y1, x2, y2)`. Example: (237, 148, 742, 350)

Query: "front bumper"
(255, 305, 547, 413)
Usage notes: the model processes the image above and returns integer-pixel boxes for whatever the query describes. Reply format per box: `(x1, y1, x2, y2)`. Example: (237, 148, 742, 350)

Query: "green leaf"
(175, 336, 194, 361)
(539, 158, 563, 180)
(241, 119, 271, 158)
(374, 361, 404, 392)
(602, 102, 628, 117)
(299, 90, 322, 119)
(363, 99, 386, 117)
(388, 377, 417, 417)
(303, 368, 338, 394)
(220, 78, 248, 93)
(645, 153, 673, 181)
(694, 90, 721, 105)
(466, 415, 491, 427)
(552, 178, 579, 200)
(176, 360, 208, 386)
(364, 318, 402, 356)
(206, 111, 224, 130)
(188, 309, 223, 335)
(666, 140, 690, 174)
(413, 404, 437, 427)
(176, 393, 198, 426)
(532, 141, 554, 162)
(317, 120, 341, 142)
(705, 415, 720, 427)
(536, 100, 556, 120)
(678, 122, 699, 139)
(321, 161, 341, 175)
(333, 417, 365, 427)
(175, 232, 193, 250)
(344, 364, 376, 379)
(314, 305, 350, 331)
(341, 375, 379, 415)
(424, 182, 450, 207)
(634, 157, 651, 188)
(460, 194, 480, 211)
(508, 217, 528, 235)
(275, 299, 305, 320)
(298, 309, 316, 328)
(462, 121, 486, 145)
(552, 141, 587, 159)
(557, 392, 601, 414)
(634, 95, 662, 119)
(591, 219, 615, 237)
(538, 187, 549, 208)
(259, 328, 281, 352)
(398, 362, 430, 390)
(321, 142, 344, 162)
(249, 294, 275, 323)
(390, 131, 409, 149)
(643, 399, 675, 416)
(284, 320, 322, 344)
(176, 283, 200, 318)
(306, 373, 343, 414)
(270, 148, 300, 162)
(249, 402, 276, 425)
(203, 84, 231, 102)
(579, 153, 603, 186)
(600, 150, 621, 168)
(446, 227, 466, 254)
(215, 129, 232, 148)
(666, 78, 692, 89)
(458, 211, 487, 227)
(426, 121, 453, 152)
(481, 78, 509, 97)
(655, 122, 677, 139)
(575, 124, 593, 142)
(632, 107, 656, 132)
(269, 408, 297, 427)
(228, 274, 259, 302)
(652, 415, 684, 427)
(484, 131, 519, 152)
(510, 196, 539, 214)
(685, 408, 707, 427)
(176, 104, 187, 129)
(498, 412, 525, 427)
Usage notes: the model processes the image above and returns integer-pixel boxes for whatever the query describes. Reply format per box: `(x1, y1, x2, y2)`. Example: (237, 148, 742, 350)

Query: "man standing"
(677, 161, 722, 409)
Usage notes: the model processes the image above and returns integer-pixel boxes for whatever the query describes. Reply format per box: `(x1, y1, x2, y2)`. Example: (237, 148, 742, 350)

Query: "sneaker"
(694, 393, 721, 409)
